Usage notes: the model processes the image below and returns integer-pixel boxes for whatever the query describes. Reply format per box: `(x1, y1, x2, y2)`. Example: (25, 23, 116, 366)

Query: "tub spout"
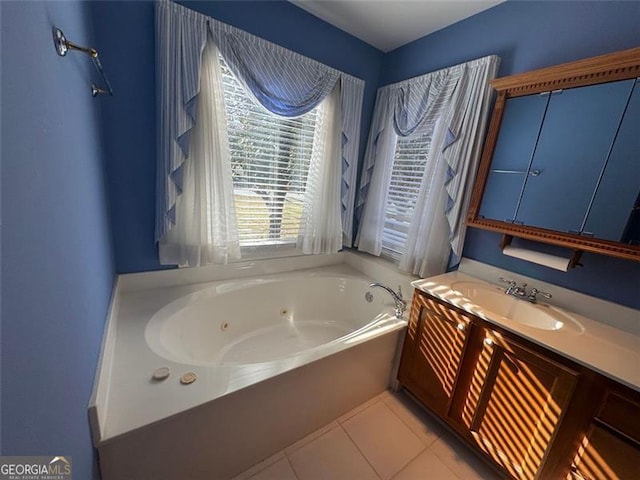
(369, 283, 407, 319)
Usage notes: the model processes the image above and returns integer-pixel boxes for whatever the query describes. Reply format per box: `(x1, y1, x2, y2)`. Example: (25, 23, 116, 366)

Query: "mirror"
(467, 47, 640, 262)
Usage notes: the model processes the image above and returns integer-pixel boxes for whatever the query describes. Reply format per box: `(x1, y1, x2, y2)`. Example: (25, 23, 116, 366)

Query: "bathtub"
(92, 255, 412, 480)
(145, 274, 401, 366)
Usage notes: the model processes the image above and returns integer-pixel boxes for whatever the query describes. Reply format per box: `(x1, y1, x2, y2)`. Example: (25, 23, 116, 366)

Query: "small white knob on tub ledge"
(180, 372, 197, 385)
(152, 367, 170, 381)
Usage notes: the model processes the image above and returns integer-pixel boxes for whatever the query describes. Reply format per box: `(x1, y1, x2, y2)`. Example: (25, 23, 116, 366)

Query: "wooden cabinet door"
(397, 291, 473, 418)
(568, 386, 640, 480)
(462, 330, 578, 480)
(515, 80, 634, 233)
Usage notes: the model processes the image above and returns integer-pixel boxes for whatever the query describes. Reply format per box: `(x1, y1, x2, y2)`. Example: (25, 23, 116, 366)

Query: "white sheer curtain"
(354, 88, 397, 255)
(159, 38, 240, 267)
(298, 83, 343, 254)
(356, 55, 500, 277)
(398, 117, 451, 275)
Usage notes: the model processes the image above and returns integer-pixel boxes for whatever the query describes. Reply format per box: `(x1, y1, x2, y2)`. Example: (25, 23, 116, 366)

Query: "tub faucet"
(369, 283, 407, 319)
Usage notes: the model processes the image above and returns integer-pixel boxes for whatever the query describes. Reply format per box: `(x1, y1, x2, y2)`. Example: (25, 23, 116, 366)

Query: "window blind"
(381, 132, 432, 260)
(219, 56, 321, 246)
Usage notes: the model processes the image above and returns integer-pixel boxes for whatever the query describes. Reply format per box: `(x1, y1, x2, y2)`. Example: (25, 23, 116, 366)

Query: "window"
(381, 132, 432, 260)
(220, 56, 321, 247)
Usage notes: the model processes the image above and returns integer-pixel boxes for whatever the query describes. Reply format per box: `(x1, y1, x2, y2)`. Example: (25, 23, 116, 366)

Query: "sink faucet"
(527, 288, 552, 303)
(369, 283, 407, 319)
(499, 277, 552, 303)
(499, 277, 529, 297)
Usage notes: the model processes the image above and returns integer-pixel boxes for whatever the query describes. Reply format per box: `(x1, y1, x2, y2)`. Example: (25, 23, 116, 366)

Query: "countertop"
(411, 270, 640, 391)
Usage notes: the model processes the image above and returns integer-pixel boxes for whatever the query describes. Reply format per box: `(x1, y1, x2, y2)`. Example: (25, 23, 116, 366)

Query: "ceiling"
(290, 0, 504, 52)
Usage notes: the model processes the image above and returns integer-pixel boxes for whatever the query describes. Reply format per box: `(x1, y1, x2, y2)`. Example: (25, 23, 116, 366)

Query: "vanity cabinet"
(461, 329, 578, 480)
(397, 292, 474, 418)
(568, 384, 640, 480)
(398, 289, 638, 480)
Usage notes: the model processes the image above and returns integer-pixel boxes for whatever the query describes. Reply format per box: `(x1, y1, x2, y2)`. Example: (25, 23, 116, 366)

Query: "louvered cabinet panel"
(568, 387, 640, 480)
(463, 330, 578, 480)
(397, 291, 474, 418)
(397, 288, 639, 480)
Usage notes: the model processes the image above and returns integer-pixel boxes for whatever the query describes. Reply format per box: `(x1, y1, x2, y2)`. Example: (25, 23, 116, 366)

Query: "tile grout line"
(386, 446, 447, 480)
(381, 397, 465, 480)
(236, 451, 286, 480)
(247, 391, 445, 480)
(370, 393, 440, 479)
(278, 394, 387, 480)
(284, 455, 301, 480)
(337, 397, 383, 426)
(337, 422, 383, 480)
(340, 393, 440, 480)
(428, 434, 498, 480)
(336, 392, 386, 425)
(284, 421, 340, 457)
(382, 393, 442, 448)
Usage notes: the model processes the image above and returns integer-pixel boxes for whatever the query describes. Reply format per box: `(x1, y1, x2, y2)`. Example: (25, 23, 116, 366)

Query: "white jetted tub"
(145, 274, 399, 366)
(91, 255, 411, 480)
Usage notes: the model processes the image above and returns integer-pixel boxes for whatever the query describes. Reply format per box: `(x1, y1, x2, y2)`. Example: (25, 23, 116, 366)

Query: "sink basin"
(449, 281, 583, 334)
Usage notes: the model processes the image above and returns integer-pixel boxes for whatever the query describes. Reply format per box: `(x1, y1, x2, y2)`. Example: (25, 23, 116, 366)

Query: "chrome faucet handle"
(528, 288, 552, 303)
(394, 286, 407, 310)
(510, 282, 528, 297)
(499, 277, 517, 294)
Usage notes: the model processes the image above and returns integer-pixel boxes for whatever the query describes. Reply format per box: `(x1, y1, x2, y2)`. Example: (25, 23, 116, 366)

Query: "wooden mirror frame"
(467, 47, 640, 262)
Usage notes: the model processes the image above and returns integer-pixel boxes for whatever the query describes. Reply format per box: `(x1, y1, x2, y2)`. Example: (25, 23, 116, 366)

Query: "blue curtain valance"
(393, 69, 459, 137)
(211, 30, 341, 118)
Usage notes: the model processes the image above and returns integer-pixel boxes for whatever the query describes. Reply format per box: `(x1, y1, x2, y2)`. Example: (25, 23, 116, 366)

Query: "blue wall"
(92, 0, 384, 273)
(1, 2, 115, 478)
(382, 0, 640, 309)
(88, 0, 640, 305)
(381, 1, 640, 85)
(89, 1, 166, 274)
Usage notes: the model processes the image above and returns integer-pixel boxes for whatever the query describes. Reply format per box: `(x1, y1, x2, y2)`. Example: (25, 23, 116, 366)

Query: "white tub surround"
(88, 276, 122, 446)
(90, 251, 415, 479)
(412, 258, 640, 391)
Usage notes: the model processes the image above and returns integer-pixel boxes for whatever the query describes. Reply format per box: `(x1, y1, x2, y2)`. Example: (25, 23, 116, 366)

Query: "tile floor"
(232, 390, 501, 480)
